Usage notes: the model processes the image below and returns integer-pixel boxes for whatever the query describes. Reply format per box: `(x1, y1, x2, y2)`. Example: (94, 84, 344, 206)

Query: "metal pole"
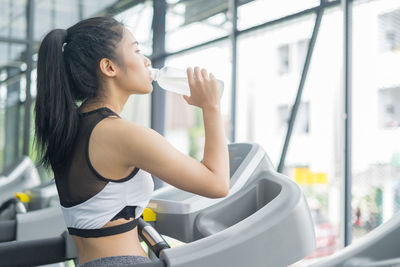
(151, 0, 166, 136)
(51, 0, 56, 29)
(343, 0, 353, 247)
(277, 1, 325, 173)
(23, 0, 34, 156)
(78, 0, 84, 20)
(151, 0, 167, 190)
(229, 0, 238, 142)
(7, 0, 13, 56)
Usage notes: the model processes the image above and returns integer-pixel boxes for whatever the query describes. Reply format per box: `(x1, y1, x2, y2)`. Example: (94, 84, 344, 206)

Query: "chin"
(143, 85, 153, 94)
(147, 84, 154, 94)
(134, 85, 153, 95)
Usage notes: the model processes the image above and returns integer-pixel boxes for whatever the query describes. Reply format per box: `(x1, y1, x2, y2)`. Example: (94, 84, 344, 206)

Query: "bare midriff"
(72, 218, 149, 264)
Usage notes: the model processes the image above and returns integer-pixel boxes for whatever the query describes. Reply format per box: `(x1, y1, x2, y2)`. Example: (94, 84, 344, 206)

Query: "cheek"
(122, 59, 140, 82)
(122, 61, 151, 93)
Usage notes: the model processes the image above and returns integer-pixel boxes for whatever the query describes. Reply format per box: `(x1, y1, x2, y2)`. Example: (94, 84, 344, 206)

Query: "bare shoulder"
(99, 116, 161, 143)
(93, 116, 163, 166)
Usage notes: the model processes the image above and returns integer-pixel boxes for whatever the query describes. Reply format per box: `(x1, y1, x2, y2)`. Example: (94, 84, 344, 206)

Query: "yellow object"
(15, 192, 30, 203)
(295, 168, 328, 185)
(142, 208, 157, 221)
(314, 172, 328, 184)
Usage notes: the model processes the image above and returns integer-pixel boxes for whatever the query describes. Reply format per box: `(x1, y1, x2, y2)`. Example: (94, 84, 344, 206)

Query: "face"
(114, 28, 153, 95)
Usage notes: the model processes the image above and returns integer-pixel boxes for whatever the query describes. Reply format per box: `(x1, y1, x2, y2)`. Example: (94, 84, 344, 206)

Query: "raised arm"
(111, 66, 230, 198)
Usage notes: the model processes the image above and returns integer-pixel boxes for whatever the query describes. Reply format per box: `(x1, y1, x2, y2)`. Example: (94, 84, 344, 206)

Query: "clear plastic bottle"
(149, 66, 224, 98)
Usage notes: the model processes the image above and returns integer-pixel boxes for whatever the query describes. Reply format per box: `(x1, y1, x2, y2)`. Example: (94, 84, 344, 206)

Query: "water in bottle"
(149, 66, 224, 97)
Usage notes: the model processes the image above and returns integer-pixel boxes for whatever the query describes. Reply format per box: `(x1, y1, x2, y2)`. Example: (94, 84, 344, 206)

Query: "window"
(278, 44, 290, 75)
(0, 0, 27, 39)
(296, 38, 309, 73)
(278, 39, 310, 75)
(277, 102, 310, 135)
(166, 0, 231, 52)
(238, 0, 319, 30)
(352, 0, 400, 243)
(0, 43, 26, 174)
(378, 87, 400, 128)
(164, 41, 232, 159)
(378, 8, 400, 52)
(238, 11, 343, 262)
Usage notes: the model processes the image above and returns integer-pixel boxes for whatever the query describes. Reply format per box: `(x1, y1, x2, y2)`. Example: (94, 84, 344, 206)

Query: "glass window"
(34, 0, 80, 41)
(120, 94, 151, 128)
(277, 44, 290, 75)
(115, 0, 153, 56)
(378, 8, 400, 52)
(34, 0, 121, 41)
(80, 0, 120, 18)
(237, 9, 344, 264)
(288, 9, 343, 262)
(277, 38, 310, 76)
(0, 0, 27, 39)
(378, 87, 400, 129)
(352, 0, 400, 241)
(277, 102, 310, 135)
(236, 15, 316, 165)
(115, 1, 153, 126)
(164, 41, 232, 159)
(296, 38, 309, 72)
(166, 0, 231, 53)
(0, 42, 27, 174)
(238, 0, 320, 30)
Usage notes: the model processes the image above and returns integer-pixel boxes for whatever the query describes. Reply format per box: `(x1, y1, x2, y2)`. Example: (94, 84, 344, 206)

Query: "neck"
(81, 89, 129, 115)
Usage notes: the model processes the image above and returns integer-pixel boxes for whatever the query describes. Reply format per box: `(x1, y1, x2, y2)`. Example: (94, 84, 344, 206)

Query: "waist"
(73, 219, 148, 264)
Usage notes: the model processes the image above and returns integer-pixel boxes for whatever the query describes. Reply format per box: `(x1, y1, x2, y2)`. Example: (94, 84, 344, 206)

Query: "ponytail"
(35, 29, 79, 167)
(35, 17, 124, 168)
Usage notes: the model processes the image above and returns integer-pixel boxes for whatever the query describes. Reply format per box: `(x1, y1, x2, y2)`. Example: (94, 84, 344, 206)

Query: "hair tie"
(62, 42, 67, 52)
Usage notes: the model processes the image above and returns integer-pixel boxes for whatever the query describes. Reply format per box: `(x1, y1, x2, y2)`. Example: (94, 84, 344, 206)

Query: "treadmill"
(0, 143, 316, 267)
(309, 211, 400, 267)
(0, 156, 41, 204)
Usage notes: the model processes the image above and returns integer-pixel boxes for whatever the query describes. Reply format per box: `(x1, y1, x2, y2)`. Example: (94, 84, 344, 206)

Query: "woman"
(34, 16, 229, 267)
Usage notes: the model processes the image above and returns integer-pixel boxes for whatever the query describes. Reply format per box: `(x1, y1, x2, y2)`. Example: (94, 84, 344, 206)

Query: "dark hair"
(35, 17, 124, 168)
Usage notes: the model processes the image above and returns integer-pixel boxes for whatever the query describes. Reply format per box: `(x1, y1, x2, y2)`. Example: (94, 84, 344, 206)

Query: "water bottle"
(149, 66, 224, 98)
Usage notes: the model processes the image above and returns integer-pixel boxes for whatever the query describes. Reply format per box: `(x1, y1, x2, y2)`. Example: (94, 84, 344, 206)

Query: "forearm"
(201, 106, 230, 184)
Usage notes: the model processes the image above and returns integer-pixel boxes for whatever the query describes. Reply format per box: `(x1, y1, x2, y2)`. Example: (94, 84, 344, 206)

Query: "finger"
(201, 68, 209, 80)
(187, 67, 194, 85)
(183, 95, 191, 104)
(194, 66, 202, 81)
(209, 72, 215, 80)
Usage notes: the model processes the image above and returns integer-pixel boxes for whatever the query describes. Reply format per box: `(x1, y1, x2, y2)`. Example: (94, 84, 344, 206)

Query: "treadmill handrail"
(351, 257, 400, 267)
(159, 170, 316, 267)
(0, 233, 66, 266)
(310, 211, 400, 267)
(0, 157, 37, 187)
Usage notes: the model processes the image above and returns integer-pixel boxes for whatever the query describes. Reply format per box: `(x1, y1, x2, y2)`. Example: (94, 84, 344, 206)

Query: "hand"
(183, 66, 220, 110)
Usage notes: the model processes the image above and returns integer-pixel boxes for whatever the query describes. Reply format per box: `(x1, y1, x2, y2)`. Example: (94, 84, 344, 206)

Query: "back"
(52, 107, 154, 235)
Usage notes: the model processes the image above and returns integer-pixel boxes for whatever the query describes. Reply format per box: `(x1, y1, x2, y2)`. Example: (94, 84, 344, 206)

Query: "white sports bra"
(61, 169, 154, 235)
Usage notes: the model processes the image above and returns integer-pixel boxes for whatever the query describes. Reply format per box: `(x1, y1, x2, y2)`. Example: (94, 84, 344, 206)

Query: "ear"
(99, 58, 118, 77)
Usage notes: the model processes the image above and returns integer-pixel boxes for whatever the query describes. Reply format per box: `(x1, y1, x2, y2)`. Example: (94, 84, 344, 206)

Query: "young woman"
(34, 17, 229, 267)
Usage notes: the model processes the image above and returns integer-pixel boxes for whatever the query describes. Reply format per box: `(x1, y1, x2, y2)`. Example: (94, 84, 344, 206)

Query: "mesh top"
(53, 107, 138, 207)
